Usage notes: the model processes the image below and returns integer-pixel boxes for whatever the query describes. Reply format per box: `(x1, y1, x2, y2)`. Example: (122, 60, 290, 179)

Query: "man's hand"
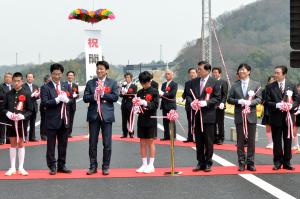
(238, 99, 246, 106)
(244, 100, 251, 107)
(141, 99, 148, 107)
(199, 100, 207, 107)
(219, 103, 225, 110)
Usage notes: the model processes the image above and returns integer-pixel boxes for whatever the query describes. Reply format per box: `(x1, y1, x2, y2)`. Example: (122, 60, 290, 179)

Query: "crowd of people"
(0, 60, 299, 176)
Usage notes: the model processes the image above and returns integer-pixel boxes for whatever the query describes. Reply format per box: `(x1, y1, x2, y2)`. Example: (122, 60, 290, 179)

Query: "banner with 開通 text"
(85, 29, 102, 82)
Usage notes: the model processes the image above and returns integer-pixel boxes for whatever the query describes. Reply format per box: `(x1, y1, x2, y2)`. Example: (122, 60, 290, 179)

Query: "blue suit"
(83, 77, 118, 170)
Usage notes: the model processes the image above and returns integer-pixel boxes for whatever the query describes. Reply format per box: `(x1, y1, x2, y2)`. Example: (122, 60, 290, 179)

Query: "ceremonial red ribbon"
(59, 91, 69, 125)
(95, 80, 104, 121)
(129, 95, 143, 132)
(190, 89, 203, 133)
(281, 95, 294, 139)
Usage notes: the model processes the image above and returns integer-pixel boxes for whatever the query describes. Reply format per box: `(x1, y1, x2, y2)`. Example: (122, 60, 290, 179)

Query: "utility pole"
(201, 0, 212, 64)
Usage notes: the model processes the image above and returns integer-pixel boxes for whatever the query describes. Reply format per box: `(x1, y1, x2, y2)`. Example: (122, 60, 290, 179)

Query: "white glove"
(31, 91, 37, 97)
(133, 106, 140, 114)
(238, 99, 246, 106)
(121, 88, 127, 95)
(219, 103, 225, 110)
(16, 113, 25, 120)
(60, 94, 69, 103)
(295, 107, 300, 116)
(55, 95, 62, 104)
(159, 91, 164, 96)
(6, 111, 14, 120)
(276, 102, 283, 109)
(34, 91, 40, 98)
(72, 93, 78, 98)
(199, 100, 207, 107)
(141, 99, 148, 107)
(244, 100, 251, 107)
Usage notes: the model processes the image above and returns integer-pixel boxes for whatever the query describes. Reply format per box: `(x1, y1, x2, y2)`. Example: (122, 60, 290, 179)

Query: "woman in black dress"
(136, 71, 159, 174)
(261, 76, 275, 149)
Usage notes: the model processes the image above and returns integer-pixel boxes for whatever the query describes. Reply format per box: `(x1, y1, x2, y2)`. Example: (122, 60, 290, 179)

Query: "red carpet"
(1, 134, 300, 156)
(1, 165, 300, 180)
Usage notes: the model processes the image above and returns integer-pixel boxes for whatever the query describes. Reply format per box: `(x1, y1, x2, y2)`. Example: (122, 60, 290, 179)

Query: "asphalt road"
(0, 96, 300, 199)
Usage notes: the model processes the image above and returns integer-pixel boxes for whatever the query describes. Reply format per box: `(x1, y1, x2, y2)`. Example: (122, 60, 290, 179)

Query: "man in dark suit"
(182, 67, 198, 142)
(39, 75, 51, 141)
(120, 72, 137, 138)
(23, 73, 39, 142)
(0, 73, 13, 145)
(160, 70, 178, 140)
(266, 65, 299, 170)
(41, 63, 74, 175)
(212, 67, 229, 145)
(83, 61, 119, 176)
(228, 64, 262, 171)
(187, 61, 221, 172)
(63, 71, 79, 138)
(150, 72, 159, 90)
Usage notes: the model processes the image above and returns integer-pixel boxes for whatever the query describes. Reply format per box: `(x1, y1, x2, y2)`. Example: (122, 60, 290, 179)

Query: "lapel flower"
(66, 91, 70, 97)
(205, 87, 213, 94)
(18, 95, 26, 102)
(72, 87, 78, 93)
(165, 86, 171, 92)
(145, 94, 152, 102)
(104, 87, 111, 93)
(128, 88, 134, 93)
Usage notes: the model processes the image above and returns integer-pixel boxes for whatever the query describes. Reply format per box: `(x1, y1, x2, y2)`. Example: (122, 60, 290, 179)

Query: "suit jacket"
(217, 78, 229, 107)
(266, 80, 299, 127)
(1, 87, 33, 127)
(227, 79, 262, 124)
(182, 80, 193, 111)
(160, 80, 178, 111)
(62, 82, 79, 111)
(23, 83, 39, 113)
(186, 76, 221, 124)
(137, 86, 159, 128)
(83, 77, 119, 123)
(120, 83, 138, 110)
(151, 80, 159, 90)
(1, 83, 11, 94)
(40, 81, 74, 130)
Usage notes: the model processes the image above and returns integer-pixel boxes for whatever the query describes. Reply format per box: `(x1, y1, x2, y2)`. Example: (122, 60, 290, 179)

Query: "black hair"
(188, 67, 197, 73)
(212, 67, 222, 74)
(43, 74, 50, 83)
(139, 71, 152, 84)
(66, 71, 75, 76)
(96, 61, 109, 70)
(12, 72, 23, 80)
(50, 63, 64, 73)
(124, 72, 133, 79)
(198, 62, 212, 72)
(237, 63, 251, 72)
(198, 61, 209, 66)
(26, 73, 35, 78)
(275, 65, 288, 75)
(267, 76, 274, 83)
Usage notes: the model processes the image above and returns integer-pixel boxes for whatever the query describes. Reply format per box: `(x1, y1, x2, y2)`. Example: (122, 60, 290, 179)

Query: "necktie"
(242, 82, 247, 97)
(200, 79, 205, 95)
(56, 83, 60, 95)
(8, 85, 11, 91)
(279, 82, 284, 94)
(30, 84, 33, 92)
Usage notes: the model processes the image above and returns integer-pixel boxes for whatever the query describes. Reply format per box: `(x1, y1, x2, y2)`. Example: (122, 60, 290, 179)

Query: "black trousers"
(46, 124, 69, 169)
(236, 123, 256, 165)
(185, 109, 195, 141)
(89, 115, 112, 170)
(271, 123, 292, 166)
(121, 107, 131, 137)
(0, 124, 6, 143)
(24, 111, 37, 140)
(194, 118, 214, 166)
(214, 109, 225, 142)
(162, 109, 176, 139)
(40, 109, 47, 139)
(67, 109, 76, 136)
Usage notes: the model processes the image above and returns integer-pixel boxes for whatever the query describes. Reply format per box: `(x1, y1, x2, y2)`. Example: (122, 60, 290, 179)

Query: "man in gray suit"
(83, 61, 119, 176)
(228, 63, 262, 171)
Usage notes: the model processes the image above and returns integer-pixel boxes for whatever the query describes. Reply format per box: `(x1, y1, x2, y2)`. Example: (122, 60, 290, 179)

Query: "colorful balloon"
(68, 8, 115, 24)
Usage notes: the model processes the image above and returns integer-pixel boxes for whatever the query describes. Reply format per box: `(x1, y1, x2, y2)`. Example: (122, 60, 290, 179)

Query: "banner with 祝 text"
(85, 29, 103, 82)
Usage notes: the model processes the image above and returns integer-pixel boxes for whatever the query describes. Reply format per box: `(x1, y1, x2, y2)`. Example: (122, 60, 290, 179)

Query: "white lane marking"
(157, 120, 296, 199)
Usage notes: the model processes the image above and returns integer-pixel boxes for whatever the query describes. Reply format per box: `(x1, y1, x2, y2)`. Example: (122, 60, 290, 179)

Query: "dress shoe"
(57, 166, 72, 174)
(247, 165, 256, 171)
(216, 141, 223, 145)
(5, 168, 16, 176)
(29, 139, 39, 142)
(283, 164, 295, 170)
(272, 164, 282, 170)
(86, 168, 97, 175)
(204, 165, 212, 172)
(238, 164, 245, 171)
(120, 136, 127, 138)
(18, 168, 29, 176)
(41, 137, 47, 141)
(49, 168, 57, 175)
(144, 165, 155, 174)
(68, 135, 73, 138)
(102, 169, 109, 175)
(136, 165, 147, 173)
(129, 132, 134, 138)
(183, 139, 194, 143)
(6, 140, 10, 144)
(0, 142, 4, 145)
(193, 165, 205, 172)
(160, 138, 170, 141)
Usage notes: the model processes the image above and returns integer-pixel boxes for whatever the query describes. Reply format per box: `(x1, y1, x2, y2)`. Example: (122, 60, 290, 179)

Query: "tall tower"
(201, 0, 212, 64)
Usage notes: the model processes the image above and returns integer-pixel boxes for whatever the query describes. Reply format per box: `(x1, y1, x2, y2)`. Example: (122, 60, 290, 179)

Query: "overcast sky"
(0, 0, 257, 66)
